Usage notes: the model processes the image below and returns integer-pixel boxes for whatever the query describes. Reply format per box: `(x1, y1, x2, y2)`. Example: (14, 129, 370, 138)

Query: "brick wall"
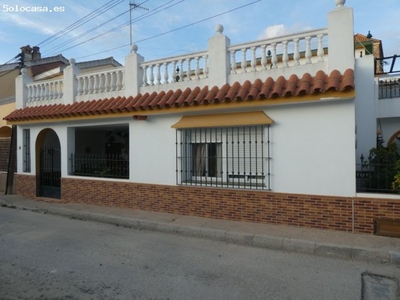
(15, 174, 400, 234)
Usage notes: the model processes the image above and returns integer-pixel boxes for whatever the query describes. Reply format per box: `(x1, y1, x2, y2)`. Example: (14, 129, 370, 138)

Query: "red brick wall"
(15, 174, 400, 234)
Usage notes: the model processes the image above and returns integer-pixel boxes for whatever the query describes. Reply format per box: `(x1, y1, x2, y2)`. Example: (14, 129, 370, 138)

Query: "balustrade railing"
(22, 28, 330, 107)
(140, 51, 208, 87)
(76, 67, 125, 96)
(228, 29, 327, 74)
(26, 79, 64, 106)
(379, 78, 400, 99)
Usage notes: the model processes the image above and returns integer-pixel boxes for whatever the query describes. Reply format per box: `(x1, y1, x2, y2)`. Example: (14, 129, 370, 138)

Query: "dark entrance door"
(39, 146, 61, 199)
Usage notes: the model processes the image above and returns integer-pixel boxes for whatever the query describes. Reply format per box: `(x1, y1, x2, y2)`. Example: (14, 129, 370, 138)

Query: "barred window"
(23, 129, 31, 172)
(176, 126, 271, 190)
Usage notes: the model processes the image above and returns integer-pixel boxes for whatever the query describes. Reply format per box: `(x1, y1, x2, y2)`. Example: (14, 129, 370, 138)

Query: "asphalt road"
(0, 207, 399, 300)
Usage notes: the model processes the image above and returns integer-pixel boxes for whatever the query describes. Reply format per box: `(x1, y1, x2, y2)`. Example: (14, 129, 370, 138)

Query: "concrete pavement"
(1, 194, 400, 266)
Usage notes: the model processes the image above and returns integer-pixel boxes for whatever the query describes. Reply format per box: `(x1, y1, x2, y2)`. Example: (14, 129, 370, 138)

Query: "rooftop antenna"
(129, 2, 149, 46)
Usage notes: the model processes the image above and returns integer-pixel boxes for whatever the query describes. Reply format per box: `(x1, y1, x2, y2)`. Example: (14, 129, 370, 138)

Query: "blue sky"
(0, 0, 399, 65)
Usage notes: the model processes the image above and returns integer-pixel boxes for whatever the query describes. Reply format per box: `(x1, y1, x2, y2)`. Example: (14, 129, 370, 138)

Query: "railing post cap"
(69, 58, 76, 65)
(131, 44, 138, 53)
(21, 68, 28, 75)
(335, 0, 346, 7)
(215, 24, 224, 35)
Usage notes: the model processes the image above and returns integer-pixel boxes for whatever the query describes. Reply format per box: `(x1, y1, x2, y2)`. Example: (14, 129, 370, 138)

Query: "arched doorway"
(36, 129, 61, 199)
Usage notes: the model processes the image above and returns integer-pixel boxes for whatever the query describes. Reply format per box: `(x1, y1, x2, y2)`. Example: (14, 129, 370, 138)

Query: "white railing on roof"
(228, 28, 328, 74)
(76, 67, 125, 96)
(26, 79, 64, 107)
(140, 51, 209, 87)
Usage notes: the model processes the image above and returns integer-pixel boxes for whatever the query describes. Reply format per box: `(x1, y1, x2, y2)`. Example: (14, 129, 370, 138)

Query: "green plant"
(365, 143, 399, 192)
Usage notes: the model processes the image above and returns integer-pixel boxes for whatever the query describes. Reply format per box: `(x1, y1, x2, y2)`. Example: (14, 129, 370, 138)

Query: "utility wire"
(45, 0, 161, 55)
(46, 0, 181, 56)
(39, 0, 125, 47)
(77, 0, 261, 60)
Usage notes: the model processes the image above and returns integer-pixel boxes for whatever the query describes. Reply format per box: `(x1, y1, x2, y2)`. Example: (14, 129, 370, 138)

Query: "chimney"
(20, 45, 33, 61)
(32, 46, 41, 60)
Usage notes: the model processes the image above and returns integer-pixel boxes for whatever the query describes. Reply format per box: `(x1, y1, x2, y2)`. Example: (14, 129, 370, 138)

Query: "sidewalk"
(1, 194, 400, 265)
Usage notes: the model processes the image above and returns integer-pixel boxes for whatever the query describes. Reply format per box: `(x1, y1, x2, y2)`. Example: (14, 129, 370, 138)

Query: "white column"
(15, 68, 32, 109)
(207, 24, 230, 87)
(63, 58, 81, 105)
(328, 2, 355, 73)
(125, 44, 145, 97)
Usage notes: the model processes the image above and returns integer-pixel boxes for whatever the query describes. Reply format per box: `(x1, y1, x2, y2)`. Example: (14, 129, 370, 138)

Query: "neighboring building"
(4, 1, 400, 234)
(0, 46, 121, 193)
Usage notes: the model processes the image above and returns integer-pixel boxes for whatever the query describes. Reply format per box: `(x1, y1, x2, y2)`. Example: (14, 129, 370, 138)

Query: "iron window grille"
(70, 153, 129, 179)
(176, 126, 271, 190)
(23, 129, 31, 172)
(379, 79, 400, 99)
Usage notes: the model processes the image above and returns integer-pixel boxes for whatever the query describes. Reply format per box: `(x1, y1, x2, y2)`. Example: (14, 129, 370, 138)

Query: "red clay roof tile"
(4, 69, 355, 122)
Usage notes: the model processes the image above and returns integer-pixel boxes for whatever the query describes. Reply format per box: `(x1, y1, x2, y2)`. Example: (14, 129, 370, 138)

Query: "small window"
(23, 129, 31, 172)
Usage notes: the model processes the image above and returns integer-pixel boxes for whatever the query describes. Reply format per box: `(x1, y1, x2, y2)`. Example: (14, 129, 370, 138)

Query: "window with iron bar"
(23, 129, 31, 172)
(176, 126, 271, 190)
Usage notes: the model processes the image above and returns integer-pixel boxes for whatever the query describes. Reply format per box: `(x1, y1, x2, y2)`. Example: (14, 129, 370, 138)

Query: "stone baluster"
(54, 81, 59, 98)
(305, 36, 312, 64)
(293, 39, 300, 65)
(33, 85, 38, 101)
(251, 47, 257, 71)
(104, 73, 110, 91)
(271, 43, 277, 68)
(203, 55, 208, 78)
(77, 78, 82, 95)
(163, 62, 169, 84)
(241, 48, 247, 73)
(117, 70, 123, 90)
(121, 71, 125, 90)
(94, 74, 99, 93)
(149, 65, 154, 86)
(195, 57, 200, 79)
(89, 76, 94, 94)
(282, 41, 289, 67)
(230, 51, 237, 74)
(48, 82, 53, 99)
(317, 34, 324, 62)
(27, 86, 32, 102)
(179, 60, 184, 82)
(156, 64, 161, 85)
(110, 72, 117, 91)
(172, 61, 177, 82)
(261, 45, 267, 70)
(40, 84, 45, 100)
(142, 66, 148, 86)
(186, 58, 192, 81)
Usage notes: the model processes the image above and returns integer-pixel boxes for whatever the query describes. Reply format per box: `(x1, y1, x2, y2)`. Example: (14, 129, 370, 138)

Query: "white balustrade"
(26, 79, 64, 106)
(140, 51, 208, 87)
(22, 28, 330, 108)
(227, 29, 328, 74)
(76, 67, 125, 96)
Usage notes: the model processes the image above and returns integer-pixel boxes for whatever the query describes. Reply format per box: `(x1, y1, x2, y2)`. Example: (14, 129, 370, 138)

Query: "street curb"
(1, 200, 400, 266)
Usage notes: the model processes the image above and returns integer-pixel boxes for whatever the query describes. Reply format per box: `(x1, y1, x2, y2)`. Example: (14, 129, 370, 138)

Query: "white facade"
(12, 1, 364, 198)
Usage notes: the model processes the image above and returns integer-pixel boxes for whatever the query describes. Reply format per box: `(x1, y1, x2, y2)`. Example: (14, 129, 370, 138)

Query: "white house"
(5, 0, 400, 235)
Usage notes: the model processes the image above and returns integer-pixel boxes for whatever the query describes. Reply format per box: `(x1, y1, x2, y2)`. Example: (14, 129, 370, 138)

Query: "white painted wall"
(267, 100, 356, 196)
(16, 98, 356, 197)
(354, 55, 376, 161)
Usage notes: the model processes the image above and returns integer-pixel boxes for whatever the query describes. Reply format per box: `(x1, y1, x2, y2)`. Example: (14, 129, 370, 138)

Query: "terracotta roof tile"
(313, 70, 327, 93)
(271, 76, 285, 98)
(4, 69, 355, 122)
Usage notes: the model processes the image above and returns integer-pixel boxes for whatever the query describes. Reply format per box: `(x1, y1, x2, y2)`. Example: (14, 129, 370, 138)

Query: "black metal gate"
(39, 146, 61, 199)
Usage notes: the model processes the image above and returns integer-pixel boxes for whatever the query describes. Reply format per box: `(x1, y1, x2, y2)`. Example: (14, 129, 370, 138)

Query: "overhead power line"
(76, 0, 261, 60)
(44, 0, 181, 56)
(38, 0, 125, 47)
